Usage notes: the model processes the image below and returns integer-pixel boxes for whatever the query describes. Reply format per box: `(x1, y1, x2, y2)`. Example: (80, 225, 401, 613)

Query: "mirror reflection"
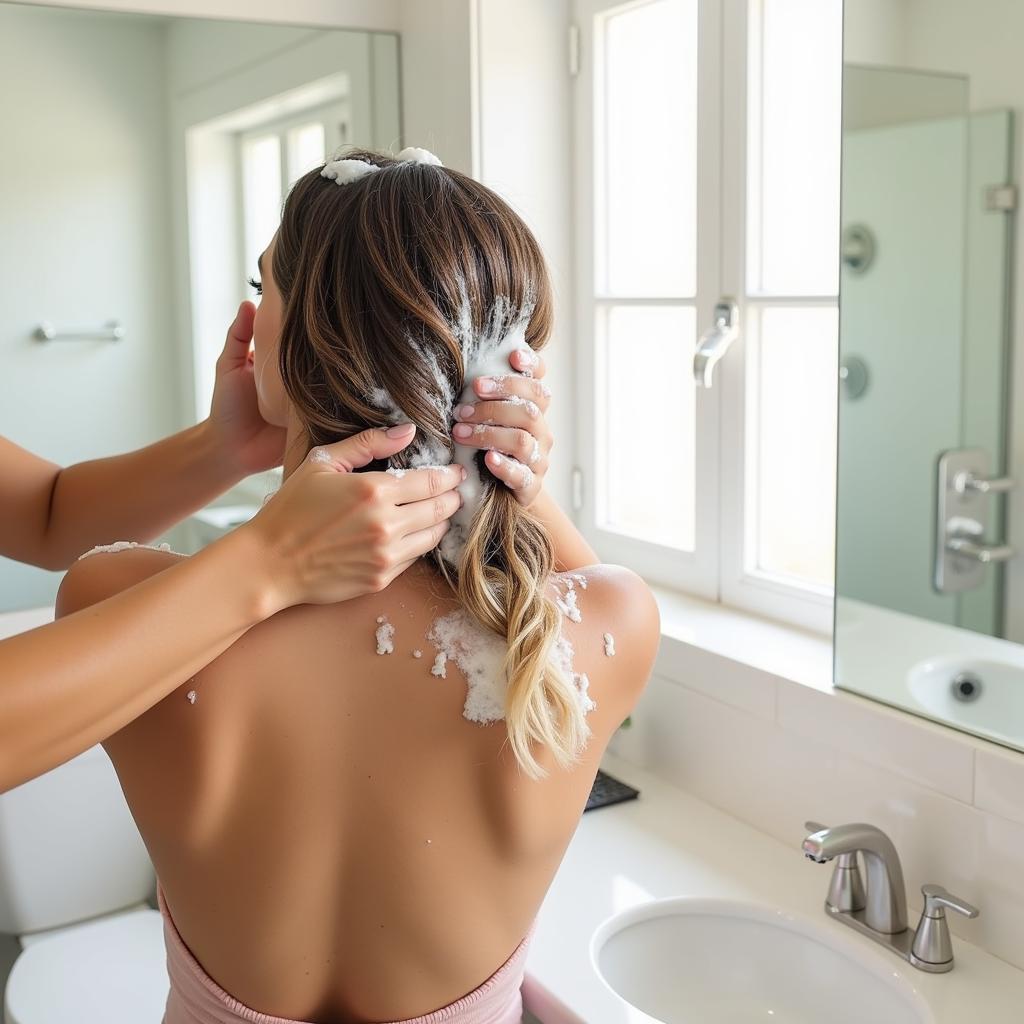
(0, 2, 399, 613)
(837, 1, 1023, 752)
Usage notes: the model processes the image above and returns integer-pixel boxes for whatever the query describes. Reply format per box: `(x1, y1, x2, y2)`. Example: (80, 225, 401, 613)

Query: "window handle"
(693, 300, 739, 388)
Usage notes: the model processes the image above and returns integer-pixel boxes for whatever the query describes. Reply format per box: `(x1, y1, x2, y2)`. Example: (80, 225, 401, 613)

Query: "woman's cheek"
(252, 333, 288, 426)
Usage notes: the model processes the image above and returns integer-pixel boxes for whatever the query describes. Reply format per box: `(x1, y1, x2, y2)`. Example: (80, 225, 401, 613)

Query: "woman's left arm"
(7, 306, 284, 571)
(451, 347, 599, 572)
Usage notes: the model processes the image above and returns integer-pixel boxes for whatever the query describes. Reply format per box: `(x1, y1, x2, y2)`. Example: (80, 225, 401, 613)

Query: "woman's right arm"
(0, 428, 463, 792)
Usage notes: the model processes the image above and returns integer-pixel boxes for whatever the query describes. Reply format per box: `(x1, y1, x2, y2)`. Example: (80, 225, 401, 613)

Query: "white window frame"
(573, 0, 836, 633)
(236, 100, 351, 290)
(573, 0, 722, 601)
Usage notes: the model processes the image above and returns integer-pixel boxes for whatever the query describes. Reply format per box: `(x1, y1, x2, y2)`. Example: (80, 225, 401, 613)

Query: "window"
(238, 103, 348, 288)
(575, 0, 842, 631)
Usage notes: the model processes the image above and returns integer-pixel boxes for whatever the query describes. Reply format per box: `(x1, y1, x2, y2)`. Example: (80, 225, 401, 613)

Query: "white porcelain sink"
(592, 898, 934, 1024)
(909, 656, 1024, 732)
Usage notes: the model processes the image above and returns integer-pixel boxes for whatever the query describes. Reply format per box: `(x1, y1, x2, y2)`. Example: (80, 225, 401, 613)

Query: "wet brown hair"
(273, 150, 589, 778)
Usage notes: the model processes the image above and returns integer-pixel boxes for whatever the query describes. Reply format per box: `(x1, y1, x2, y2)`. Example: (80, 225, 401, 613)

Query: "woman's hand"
(241, 423, 463, 613)
(206, 302, 287, 476)
(450, 347, 552, 506)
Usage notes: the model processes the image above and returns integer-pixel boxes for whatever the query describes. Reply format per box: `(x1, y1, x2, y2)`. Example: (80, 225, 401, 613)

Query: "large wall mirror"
(0, 2, 400, 614)
(836, 1, 1023, 753)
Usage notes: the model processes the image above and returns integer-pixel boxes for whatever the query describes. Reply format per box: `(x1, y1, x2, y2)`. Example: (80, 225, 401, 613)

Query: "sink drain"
(950, 672, 983, 702)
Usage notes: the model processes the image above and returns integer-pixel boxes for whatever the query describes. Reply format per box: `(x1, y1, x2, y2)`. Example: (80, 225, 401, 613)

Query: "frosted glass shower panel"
(837, 68, 969, 628)
(600, 0, 697, 299)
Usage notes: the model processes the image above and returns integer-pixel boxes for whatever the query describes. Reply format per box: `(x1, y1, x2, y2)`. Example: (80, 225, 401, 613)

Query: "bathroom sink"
(591, 898, 934, 1024)
(909, 656, 1024, 732)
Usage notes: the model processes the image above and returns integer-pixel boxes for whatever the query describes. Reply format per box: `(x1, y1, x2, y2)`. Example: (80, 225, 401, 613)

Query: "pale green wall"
(0, 5, 178, 611)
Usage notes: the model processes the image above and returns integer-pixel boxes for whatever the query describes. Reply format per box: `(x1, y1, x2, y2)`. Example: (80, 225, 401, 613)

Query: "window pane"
(755, 306, 837, 584)
(242, 134, 282, 279)
(287, 122, 326, 187)
(748, 0, 843, 296)
(600, 305, 696, 549)
(601, 0, 697, 298)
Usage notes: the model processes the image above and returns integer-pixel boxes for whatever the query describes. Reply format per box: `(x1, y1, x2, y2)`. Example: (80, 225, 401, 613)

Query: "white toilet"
(0, 742, 170, 1023)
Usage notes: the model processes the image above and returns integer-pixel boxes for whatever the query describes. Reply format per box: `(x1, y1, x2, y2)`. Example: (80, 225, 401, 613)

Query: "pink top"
(157, 884, 533, 1024)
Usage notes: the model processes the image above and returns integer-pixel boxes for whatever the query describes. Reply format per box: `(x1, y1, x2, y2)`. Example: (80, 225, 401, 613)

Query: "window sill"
(650, 585, 834, 694)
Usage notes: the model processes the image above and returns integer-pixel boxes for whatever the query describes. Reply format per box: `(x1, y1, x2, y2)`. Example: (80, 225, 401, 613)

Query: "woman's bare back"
(60, 550, 658, 1022)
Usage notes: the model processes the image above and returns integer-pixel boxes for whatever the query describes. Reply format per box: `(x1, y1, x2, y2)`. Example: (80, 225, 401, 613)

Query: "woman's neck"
(281, 416, 310, 482)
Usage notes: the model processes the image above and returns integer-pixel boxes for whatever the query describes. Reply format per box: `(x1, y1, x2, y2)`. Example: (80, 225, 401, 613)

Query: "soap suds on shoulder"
(550, 631, 597, 713)
(604, 633, 616, 657)
(78, 541, 181, 561)
(375, 615, 395, 655)
(555, 583, 582, 623)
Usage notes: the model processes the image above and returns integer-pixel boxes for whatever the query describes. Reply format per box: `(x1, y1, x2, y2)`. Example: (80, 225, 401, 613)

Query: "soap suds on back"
(375, 616, 395, 655)
(574, 673, 595, 712)
(604, 632, 616, 657)
(427, 609, 506, 721)
(429, 605, 597, 721)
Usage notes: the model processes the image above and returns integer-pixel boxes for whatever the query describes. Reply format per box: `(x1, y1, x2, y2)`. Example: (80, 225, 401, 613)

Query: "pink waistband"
(157, 884, 531, 1024)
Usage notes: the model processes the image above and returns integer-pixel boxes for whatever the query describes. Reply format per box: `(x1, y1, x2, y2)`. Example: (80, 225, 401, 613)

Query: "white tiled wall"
(609, 638, 1024, 972)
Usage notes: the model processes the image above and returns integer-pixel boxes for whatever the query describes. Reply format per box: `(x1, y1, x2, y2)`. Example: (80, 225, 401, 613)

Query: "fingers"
(382, 556, 419, 587)
(387, 463, 465, 503)
(472, 373, 551, 409)
(307, 424, 417, 473)
(509, 347, 546, 379)
(454, 397, 545, 432)
(394, 519, 453, 563)
(397, 486, 462, 536)
(484, 451, 537, 496)
(218, 302, 256, 371)
(452, 422, 545, 466)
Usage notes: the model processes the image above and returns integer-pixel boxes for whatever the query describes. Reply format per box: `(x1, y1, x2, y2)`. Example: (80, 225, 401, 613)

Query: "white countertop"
(522, 753, 1024, 1023)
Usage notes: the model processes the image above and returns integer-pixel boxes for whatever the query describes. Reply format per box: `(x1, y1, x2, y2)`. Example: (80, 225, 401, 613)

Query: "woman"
(57, 149, 659, 1023)
(0, 302, 471, 793)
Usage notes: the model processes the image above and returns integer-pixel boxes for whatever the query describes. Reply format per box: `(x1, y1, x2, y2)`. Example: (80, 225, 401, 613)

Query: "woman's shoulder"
(549, 563, 659, 637)
(548, 563, 660, 710)
(56, 541, 187, 618)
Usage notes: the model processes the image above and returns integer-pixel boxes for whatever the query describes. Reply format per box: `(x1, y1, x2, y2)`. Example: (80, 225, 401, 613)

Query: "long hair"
(273, 149, 589, 778)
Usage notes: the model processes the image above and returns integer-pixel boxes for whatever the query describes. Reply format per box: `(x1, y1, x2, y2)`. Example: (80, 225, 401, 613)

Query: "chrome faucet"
(803, 821, 907, 933)
(802, 822, 979, 973)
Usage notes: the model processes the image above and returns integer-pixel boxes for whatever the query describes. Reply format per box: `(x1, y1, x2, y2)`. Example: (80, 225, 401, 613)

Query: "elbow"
(40, 550, 76, 573)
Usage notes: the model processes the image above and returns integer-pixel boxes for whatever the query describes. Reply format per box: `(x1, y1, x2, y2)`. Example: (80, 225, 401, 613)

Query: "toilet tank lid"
(4, 908, 169, 1023)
